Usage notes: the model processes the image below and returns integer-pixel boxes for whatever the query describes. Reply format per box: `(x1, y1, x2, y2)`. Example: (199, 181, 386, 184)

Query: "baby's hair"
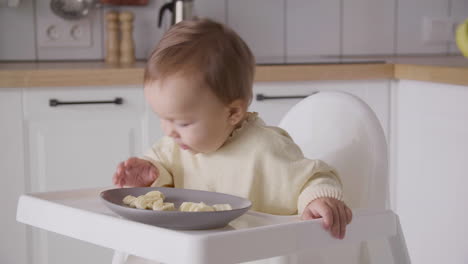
(144, 18, 255, 105)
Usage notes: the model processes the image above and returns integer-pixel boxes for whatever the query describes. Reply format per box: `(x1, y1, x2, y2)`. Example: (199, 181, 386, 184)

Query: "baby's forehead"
(150, 72, 207, 91)
(147, 78, 211, 108)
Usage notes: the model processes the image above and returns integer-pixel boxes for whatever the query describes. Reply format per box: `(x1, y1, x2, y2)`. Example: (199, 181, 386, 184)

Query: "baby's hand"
(112, 157, 159, 188)
(301, 197, 352, 239)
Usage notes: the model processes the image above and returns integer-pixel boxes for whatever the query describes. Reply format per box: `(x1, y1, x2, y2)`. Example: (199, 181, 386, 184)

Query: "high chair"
(17, 92, 410, 264)
(278, 91, 409, 264)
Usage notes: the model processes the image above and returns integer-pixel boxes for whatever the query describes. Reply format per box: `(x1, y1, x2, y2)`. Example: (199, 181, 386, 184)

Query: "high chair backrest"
(279, 91, 388, 209)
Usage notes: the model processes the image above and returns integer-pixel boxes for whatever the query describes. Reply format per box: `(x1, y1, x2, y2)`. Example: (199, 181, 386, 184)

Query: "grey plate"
(100, 187, 252, 230)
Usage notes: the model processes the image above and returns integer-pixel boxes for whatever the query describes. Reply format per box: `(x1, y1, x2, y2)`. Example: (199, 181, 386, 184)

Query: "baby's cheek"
(181, 129, 199, 145)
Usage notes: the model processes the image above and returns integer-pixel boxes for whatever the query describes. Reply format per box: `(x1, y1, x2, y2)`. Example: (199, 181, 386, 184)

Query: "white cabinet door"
(390, 80, 468, 264)
(250, 80, 391, 141)
(0, 88, 27, 264)
(227, 0, 285, 64)
(23, 86, 146, 264)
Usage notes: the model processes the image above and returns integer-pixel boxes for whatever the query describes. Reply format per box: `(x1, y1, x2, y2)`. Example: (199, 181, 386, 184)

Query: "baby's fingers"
(314, 202, 334, 229)
(113, 162, 127, 187)
(328, 202, 341, 239)
(337, 203, 348, 239)
(147, 166, 159, 182)
(124, 157, 144, 168)
(345, 206, 353, 224)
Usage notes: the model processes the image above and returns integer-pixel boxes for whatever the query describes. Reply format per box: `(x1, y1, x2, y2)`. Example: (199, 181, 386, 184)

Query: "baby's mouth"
(179, 143, 190, 150)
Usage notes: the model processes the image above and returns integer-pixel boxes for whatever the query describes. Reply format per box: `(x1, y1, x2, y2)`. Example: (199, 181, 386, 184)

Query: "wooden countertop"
(1, 56, 467, 88)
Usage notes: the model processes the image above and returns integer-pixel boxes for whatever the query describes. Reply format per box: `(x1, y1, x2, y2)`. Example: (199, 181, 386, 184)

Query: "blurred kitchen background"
(2, 1, 468, 264)
(0, 0, 467, 63)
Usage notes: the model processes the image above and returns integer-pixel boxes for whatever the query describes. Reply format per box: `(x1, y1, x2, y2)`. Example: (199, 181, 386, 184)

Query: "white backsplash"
(0, 0, 467, 61)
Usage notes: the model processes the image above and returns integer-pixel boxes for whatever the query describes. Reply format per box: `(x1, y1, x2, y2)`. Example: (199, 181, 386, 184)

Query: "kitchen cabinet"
(251, 80, 391, 141)
(3, 80, 390, 264)
(227, 0, 285, 64)
(23, 86, 147, 264)
(0, 88, 27, 264)
(390, 80, 468, 264)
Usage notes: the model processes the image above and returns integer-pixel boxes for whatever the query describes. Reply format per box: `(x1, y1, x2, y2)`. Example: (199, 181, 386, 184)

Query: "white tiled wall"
(227, 0, 285, 64)
(396, 0, 449, 54)
(450, 0, 468, 54)
(342, 0, 396, 55)
(285, 0, 341, 63)
(1, 0, 467, 61)
(35, 1, 104, 60)
(0, 0, 36, 60)
(104, 0, 168, 60)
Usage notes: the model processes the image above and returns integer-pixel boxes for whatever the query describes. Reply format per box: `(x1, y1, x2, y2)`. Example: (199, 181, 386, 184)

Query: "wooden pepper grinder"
(119, 11, 136, 65)
(105, 11, 120, 64)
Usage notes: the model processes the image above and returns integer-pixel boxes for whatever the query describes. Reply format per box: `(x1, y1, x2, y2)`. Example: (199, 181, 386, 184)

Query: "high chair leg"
(112, 251, 129, 264)
(387, 216, 411, 264)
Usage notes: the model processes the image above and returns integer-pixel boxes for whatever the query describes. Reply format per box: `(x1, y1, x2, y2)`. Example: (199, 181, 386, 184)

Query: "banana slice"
(179, 202, 215, 212)
(179, 202, 198, 212)
(122, 190, 232, 212)
(122, 195, 136, 205)
(153, 202, 176, 211)
(196, 202, 215, 212)
(152, 199, 175, 211)
(151, 198, 164, 209)
(134, 195, 162, 209)
(212, 204, 233, 211)
(145, 190, 165, 200)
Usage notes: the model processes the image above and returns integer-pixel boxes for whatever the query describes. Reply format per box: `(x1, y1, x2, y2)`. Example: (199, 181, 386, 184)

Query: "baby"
(113, 18, 352, 239)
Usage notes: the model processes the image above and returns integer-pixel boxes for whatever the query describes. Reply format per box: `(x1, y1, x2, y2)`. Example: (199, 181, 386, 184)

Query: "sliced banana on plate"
(122, 190, 232, 212)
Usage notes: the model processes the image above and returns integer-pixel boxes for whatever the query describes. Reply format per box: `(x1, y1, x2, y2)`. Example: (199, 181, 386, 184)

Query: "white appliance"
(35, 0, 103, 60)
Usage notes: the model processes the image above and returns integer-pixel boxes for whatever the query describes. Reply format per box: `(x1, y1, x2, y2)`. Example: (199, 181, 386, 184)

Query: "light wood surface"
(394, 64, 468, 87)
(1, 56, 467, 88)
(255, 64, 394, 82)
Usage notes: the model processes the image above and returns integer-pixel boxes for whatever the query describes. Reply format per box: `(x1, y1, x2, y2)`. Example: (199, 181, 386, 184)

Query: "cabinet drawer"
(23, 86, 145, 120)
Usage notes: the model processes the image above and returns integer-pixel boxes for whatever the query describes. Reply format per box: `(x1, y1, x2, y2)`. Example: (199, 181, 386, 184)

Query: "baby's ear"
(227, 99, 247, 125)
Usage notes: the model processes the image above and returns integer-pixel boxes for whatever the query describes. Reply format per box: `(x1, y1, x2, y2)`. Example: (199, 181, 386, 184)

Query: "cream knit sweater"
(143, 113, 343, 215)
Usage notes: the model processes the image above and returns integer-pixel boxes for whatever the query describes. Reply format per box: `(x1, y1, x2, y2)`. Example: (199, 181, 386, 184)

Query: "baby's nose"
(167, 128, 180, 139)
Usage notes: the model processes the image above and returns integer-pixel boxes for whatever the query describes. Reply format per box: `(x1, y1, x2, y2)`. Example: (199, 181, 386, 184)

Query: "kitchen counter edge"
(1, 58, 468, 88)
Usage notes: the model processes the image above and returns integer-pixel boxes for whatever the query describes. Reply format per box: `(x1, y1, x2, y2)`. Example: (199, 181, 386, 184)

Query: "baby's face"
(145, 75, 236, 154)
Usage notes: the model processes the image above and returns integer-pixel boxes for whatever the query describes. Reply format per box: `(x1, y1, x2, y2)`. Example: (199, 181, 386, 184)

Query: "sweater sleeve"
(140, 137, 174, 188)
(296, 161, 343, 215)
(253, 126, 343, 215)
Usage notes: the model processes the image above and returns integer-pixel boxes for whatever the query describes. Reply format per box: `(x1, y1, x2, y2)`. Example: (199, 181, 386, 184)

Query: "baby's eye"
(176, 122, 192, 127)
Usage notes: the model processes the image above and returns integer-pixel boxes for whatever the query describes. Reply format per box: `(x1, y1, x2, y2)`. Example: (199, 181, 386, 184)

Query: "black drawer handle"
(49, 97, 123, 107)
(256, 92, 318, 101)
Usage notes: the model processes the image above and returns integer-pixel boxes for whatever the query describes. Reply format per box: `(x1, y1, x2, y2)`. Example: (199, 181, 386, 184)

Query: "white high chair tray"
(17, 187, 398, 264)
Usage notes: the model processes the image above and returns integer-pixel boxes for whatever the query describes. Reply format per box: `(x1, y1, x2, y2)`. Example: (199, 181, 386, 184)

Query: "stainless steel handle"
(255, 92, 318, 101)
(49, 97, 123, 107)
